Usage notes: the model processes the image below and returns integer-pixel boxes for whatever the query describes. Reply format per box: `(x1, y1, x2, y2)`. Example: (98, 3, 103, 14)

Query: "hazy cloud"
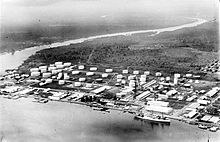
(1, 0, 218, 26)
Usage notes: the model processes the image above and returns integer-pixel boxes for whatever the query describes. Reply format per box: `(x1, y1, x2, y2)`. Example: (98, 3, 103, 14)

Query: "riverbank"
(1, 16, 196, 54)
(0, 18, 209, 75)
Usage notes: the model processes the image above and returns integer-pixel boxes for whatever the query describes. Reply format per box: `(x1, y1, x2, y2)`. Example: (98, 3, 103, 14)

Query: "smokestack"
(174, 73, 180, 85)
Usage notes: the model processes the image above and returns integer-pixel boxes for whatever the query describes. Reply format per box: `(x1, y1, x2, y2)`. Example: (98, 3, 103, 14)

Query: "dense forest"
(19, 21, 219, 75)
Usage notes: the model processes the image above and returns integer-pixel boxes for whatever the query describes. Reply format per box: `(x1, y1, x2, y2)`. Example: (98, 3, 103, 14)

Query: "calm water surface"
(0, 98, 219, 142)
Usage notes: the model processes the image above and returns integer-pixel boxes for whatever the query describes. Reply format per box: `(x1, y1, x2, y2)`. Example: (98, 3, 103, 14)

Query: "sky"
(0, 0, 219, 27)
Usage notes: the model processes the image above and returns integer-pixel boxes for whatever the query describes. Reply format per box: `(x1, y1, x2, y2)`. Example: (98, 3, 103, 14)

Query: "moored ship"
(135, 113, 171, 123)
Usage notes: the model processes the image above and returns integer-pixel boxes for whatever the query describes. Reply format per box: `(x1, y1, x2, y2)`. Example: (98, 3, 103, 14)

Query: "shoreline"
(0, 17, 197, 55)
(0, 18, 207, 74)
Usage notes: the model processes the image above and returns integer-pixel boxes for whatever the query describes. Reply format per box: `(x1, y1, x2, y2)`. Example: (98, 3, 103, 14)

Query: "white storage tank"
(117, 74, 123, 79)
(40, 68, 47, 73)
(52, 76, 56, 79)
(155, 72, 162, 77)
(42, 72, 52, 78)
(86, 72, 94, 76)
(105, 69, 113, 73)
(96, 78, 103, 82)
(49, 64, 55, 67)
(31, 72, 40, 77)
(58, 80, 65, 85)
(174, 73, 181, 78)
(30, 68, 39, 72)
(184, 84, 191, 88)
(79, 78, 86, 82)
(133, 70, 139, 75)
(63, 62, 71, 67)
(144, 71, 150, 75)
(56, 64, 64, 69)
(72, 70, 80, 75)
(52, 70, 59, 75)
(128, 75, 135, 80)
(122, 70, 128, 74)
(165, 77, 171, 81)
(160, 77, 165, 81)
(121, 80, 126, 84)
(74, 82, 81, 87)
(90, 67, 97, 71)
(55, 62, 63, 66)
(39, 66, 47, 70)
(186, 73, 192, 78)
(102, 73, 108, 78)
(48, 66, 56, 72)
(78, 65, 85, 70)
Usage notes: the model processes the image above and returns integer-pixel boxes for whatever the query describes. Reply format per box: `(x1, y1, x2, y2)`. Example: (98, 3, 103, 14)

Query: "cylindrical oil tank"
(48, 66, 56, 72)
(56, 64, 64, 69)
(55, 62, 63, 66)
(144, 71, 150, 75)
(39, 66, 47, 70)
(40, 68, 47, 73)
(30, 68, 39, 72)
(105, 69, 113, 73)
(63, 62, 71, 67)
(42, 72, 51, 78)
(31, 72, 40, 77)
(90, 67, 97, 71)
(102, 73, 108, 78)
(86, 72, 94, 76)
(122, 70, 128, 74)
(78, 65, 85, 70)
(117, 74, 123, 79)
(74, 82, 81, 87)
(79, 78, 86, 82)
(72, 70, 80, 75)
(155, 72, 162, 77)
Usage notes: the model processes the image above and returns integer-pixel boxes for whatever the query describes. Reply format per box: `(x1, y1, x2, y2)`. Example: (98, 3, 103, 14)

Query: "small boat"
(135, 114, 170, 123)
(93, 107, 110, 112)
(209, 126, 218, 132)
(11, 95, 20, 100)
(38, 99, 48, 103)
(198, 124, 208, 129)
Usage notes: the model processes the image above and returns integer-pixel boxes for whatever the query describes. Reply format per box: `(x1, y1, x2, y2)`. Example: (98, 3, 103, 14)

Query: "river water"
(0, 98, 219, 142)
(0, 18, 207, 74)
